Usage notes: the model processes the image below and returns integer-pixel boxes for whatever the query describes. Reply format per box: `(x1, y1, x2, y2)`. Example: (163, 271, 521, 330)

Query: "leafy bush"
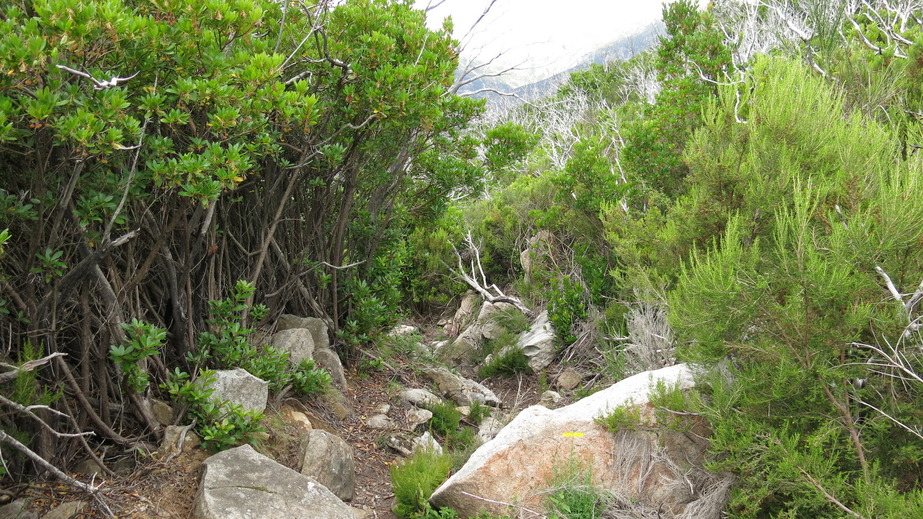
(467, 401, 490, 426)
(545, 457, 607, 519)
(428, 400, 462, 439)
(390, 448, 454, 518)
(548, 276, 588, 345)
(110, 319, 166, 393)
(162, 369, 264, 452)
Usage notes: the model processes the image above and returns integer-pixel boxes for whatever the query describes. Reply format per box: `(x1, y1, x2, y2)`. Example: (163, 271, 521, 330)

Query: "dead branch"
(0, 352, 66, 384)
(451, 230, 531, 316)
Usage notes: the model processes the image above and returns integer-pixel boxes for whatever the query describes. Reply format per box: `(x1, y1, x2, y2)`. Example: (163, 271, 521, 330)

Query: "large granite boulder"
(300, 430, 356, 502)
(204, 368, 267, 414)
(516, 310, 556, 371)
(275, 315, 331, 350)
(271, 328, 315, 365)
(193, 444, 354, 519)
(430, 365, 727, 518)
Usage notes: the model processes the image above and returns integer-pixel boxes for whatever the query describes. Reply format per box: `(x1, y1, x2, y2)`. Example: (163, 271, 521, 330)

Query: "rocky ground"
(3, 347, 549, 519)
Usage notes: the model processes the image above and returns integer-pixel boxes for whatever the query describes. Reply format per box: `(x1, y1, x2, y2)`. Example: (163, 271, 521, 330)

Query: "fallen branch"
(0, 431, 115, 518)
(451, 230, 531, 316)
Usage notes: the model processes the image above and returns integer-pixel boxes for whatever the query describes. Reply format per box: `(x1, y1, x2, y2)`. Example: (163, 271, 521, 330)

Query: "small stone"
(538, 390, 563, 408)
(387, 324, 418, 337)
(406, 408, 433, 430)
(151, 398, 174, 425)
(376, 404, 391, 415)
(412, 431, 443, 455)
(399, 388, 442, 408)
(287, 410, 313, 429)
(366, 414, 395, 429)
(556, 368, 584, 391)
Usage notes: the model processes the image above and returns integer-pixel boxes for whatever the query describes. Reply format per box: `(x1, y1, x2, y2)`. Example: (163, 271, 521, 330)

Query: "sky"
(413, 0, 677, 83)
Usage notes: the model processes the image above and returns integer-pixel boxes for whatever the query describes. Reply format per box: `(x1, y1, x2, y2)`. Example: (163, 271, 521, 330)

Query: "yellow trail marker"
(562, 432, 584, 438)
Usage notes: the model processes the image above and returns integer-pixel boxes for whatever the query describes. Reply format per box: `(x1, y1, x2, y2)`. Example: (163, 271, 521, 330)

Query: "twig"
(797, 466, 866, 519)
(0, 352, 66, 384)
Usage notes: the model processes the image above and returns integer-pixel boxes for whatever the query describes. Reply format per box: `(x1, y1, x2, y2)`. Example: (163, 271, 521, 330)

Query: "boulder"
(312, 347, 347, 389)
(420, 367, 500, 407)
(276, 315, 331, 350)
(437, 326, 481, 367)
(399, 388, 442, 409)
(430, 365, 720, 518)
(447, 292, 479, 336)
(476, 302, 518, 341)
(517, 310, 556, 371)
(300, 430, 356, 502)
(271, 328, 315, 365)
(205, 368, 267, 414)
(193, 444, 354, 519)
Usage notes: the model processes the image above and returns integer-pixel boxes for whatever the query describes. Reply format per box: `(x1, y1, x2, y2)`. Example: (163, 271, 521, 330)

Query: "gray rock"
(366, 414, 395, 429)
(556, 368, 583, 391)
(387, 324, 419, 337)
(276, 315, 330, 351)
(159, 424, 201, 459)
(193, 444, 354, 519)
(271, 328, 315, 365)
(430, 365, 712, 518)
(477, 415, 506, 442)
(204, 368, 268, 414)
(520, 230, 555, 283)
(39, 502, 84, 519)
(476, 302, 518, 341)
(517, 310, 557, 371)
(300, 430, 356, 502)
(412, 431, 443, 455)
(421, 367, 500, 407)
(0, 499, 37, 519)
(399, 388, 442, 408)
(406, 408, 433, 430)
(537, 390, 563, 408)
(437, 327, 481, 367)
(150, 398, 174, 425)
(312, 347, 347, 389)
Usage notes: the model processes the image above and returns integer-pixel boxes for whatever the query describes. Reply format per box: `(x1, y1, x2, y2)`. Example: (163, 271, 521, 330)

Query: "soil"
(6, 350, 557, 519)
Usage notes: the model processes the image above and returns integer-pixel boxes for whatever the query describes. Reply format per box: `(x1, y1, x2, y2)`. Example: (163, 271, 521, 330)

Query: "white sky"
(414, 0, 681, 80)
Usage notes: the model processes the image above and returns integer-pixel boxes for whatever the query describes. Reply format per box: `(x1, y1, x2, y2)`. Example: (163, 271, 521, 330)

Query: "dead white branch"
(452, 230, 531, 316)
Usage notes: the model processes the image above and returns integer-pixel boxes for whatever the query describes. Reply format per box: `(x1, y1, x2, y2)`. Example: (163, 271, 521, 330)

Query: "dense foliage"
(0, 0, 482, 474)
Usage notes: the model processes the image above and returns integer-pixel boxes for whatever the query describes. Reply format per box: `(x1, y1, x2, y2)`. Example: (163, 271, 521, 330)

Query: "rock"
(193, 444, 355, 519)
(437, 327, 481, 367)
(406, 408, 433, 430)
(271, 328, 315, 365)
(519, 230, 555, 283)
(0, 499, 37, 519)
(386, 431, 417, 456)
(300, 430, 356, 502)
(556, 368, 583, 391)
(476, 302, 518, 341)
(313, 346, 347, 389)
(477, 415, 505, 443)
(159, 424, 201, 459)
(447, 292, 479, 336)
(387, 324, 419, 337)
(351, 507, 371, 519)
(517, 311, 557, 371)
(421, 367, 500, 407)
(276, 315, 331, 351)
(40, 502, 84, 519)
(204, 368, 268, 414)
(150, 398, 174, 425)
(366, 414, 394, 429)
(537, 390, 562, 408)
(399, 388, 442, 408)
(412, 432, 443, 455)
(286, 409, 313, 430)
(376, 404, 391, 415)
(430, 365, 715, 518)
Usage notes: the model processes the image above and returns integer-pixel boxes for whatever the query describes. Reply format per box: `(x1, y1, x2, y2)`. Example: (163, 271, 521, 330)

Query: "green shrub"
(467, 401, 490, 425)
(478, 348, 532, 378)
(545, 457, 607, 519)
(428, 400, 462, 439)
(391, 448, 454, 518)
(594, 401, 641, 433)
(548, 276, 587, 345)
